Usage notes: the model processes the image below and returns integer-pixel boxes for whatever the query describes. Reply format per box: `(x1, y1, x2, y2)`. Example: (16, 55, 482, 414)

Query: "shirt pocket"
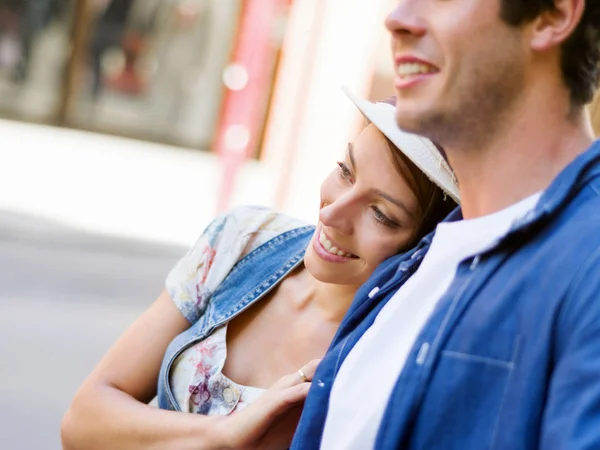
(409, 330, 521, 450)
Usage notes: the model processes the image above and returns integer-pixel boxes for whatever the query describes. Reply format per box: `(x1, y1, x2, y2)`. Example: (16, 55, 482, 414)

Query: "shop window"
(0, 0, 290, 154)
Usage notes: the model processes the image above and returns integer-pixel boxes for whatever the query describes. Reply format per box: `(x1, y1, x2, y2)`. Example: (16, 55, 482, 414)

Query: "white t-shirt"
(320, 193, 542, 450)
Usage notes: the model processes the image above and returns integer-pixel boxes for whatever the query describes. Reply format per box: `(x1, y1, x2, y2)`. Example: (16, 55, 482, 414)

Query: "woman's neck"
(287, 266, 359, 324)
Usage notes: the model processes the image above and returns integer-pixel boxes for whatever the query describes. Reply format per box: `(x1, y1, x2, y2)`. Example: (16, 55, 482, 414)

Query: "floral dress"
(169, 325, 264, 414)
(165, 206, 309, 415)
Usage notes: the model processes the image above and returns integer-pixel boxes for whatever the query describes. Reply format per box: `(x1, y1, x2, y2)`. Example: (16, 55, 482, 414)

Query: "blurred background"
(1, 1, 600, 448)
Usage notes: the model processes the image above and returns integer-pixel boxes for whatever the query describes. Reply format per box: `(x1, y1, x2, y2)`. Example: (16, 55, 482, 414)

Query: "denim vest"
(292, 141, 600, 449)
(157, 225, 314, 411)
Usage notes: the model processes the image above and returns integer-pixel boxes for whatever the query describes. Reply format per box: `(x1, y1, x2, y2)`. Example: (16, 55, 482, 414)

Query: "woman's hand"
(216, 359, 321, 450)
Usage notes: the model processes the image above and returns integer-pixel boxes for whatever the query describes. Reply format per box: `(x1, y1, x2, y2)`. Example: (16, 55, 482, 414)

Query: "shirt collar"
(441, 140, 600, 232)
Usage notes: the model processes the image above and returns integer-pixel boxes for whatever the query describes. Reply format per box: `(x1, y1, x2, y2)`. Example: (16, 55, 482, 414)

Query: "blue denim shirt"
(157, 222, 314, 411)
(292, 141, 600, 450)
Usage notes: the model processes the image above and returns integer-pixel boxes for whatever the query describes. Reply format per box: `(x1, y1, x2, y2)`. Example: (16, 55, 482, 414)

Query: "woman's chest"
(222, 290, 336, 388)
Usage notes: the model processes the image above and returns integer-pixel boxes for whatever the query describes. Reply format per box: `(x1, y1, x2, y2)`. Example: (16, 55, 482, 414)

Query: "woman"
(61, 90, 459, 450)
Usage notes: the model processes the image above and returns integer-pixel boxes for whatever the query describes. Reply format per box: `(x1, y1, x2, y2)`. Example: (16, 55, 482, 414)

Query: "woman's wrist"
(196, 415, 233, 450)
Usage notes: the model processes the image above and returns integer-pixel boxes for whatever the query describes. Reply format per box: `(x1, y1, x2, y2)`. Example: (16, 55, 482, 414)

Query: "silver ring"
(297, 368, 308, 382)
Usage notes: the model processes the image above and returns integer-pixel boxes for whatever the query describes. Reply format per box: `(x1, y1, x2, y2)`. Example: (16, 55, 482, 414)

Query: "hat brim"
(343, 86, 460, 204)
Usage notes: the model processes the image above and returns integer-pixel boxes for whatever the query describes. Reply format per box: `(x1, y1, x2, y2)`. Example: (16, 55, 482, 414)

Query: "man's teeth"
(319, 230, 355, 258)
(397, 62, 435, 78)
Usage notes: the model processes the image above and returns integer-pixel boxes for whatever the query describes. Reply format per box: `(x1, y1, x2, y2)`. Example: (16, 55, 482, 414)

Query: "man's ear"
(529, 0, 585, 51)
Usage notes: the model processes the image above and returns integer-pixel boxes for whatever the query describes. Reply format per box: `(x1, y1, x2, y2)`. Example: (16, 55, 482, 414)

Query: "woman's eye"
(336, 161, 352, 180)
(371, 206, 399, 229)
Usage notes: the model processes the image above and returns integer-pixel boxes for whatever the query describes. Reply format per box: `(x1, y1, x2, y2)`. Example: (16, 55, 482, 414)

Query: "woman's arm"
(61, 291, 316, 450)
(61, 290, 225, 450)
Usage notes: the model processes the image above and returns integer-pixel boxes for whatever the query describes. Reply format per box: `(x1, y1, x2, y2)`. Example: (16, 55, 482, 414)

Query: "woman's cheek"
(375, 235, 409, 263)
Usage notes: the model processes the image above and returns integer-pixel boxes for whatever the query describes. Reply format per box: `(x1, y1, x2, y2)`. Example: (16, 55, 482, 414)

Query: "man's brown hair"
(500, 0, 600, 105)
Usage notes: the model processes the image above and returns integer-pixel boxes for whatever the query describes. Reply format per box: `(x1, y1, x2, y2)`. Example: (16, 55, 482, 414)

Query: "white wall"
(262, 0, 396, 224)
(0, 120, 274, 246)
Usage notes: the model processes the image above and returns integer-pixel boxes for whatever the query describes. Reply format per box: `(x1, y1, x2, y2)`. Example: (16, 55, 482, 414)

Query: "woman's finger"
(272, 359, 321, 389)
(300, 358, 320, 381)
(223, 383, 311, 448)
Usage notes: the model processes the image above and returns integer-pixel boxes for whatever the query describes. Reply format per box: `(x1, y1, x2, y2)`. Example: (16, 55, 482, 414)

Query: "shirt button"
(416, 342, 430, 365)
(223, 387, 235, 403)
(368, 287, 380, 298)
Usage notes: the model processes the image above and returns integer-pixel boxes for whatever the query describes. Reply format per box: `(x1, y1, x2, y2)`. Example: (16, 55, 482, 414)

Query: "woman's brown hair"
(384, 135, 457, 251)
(370, 97, 457, 251)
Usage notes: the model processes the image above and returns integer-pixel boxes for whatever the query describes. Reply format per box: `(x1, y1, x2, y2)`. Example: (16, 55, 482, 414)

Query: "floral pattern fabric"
(170, 325, 264, 414)
(165, 206, 309, 415)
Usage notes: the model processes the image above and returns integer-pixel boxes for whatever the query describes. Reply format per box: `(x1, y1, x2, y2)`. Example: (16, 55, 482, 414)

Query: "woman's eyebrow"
(371, 189, 415, 219)
(349, 141, 415, 219)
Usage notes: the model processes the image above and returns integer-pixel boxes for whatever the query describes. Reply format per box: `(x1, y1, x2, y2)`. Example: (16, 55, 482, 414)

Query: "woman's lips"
(312, 227, 358, 263)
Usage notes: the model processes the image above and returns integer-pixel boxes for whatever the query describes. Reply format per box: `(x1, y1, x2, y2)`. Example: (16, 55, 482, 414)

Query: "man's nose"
(385, 0, 427, 38)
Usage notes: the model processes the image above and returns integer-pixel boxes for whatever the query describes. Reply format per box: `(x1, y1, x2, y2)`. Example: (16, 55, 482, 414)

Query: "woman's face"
(304, 123, 420, 287)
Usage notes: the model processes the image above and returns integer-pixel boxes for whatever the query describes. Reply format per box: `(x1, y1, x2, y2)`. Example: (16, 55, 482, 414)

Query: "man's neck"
(446, 93, 594, 220)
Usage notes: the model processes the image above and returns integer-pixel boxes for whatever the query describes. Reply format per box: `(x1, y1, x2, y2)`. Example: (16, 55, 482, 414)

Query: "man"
(291, 0, 600, 448)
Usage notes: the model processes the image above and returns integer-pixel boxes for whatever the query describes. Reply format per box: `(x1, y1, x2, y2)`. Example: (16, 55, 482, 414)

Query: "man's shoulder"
(543, 180, 600, 250)
(512, 186, 600, 320)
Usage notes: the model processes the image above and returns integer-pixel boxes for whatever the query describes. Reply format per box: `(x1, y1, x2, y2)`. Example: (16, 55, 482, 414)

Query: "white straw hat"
(343, 86, 460, 203)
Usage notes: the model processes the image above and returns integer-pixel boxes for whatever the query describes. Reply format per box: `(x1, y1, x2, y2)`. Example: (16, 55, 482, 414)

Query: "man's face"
(386, 0, 529, 146)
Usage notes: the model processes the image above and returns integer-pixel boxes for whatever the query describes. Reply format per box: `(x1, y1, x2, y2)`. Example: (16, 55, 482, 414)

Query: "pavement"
(0, 209, 186, 450)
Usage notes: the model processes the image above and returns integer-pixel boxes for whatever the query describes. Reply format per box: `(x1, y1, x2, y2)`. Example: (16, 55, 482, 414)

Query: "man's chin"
(394, 109, 426, 134)
(395, 105, 445, 140)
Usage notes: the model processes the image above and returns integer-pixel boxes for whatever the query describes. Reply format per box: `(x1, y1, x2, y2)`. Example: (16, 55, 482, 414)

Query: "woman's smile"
(312, 225, 359, 264)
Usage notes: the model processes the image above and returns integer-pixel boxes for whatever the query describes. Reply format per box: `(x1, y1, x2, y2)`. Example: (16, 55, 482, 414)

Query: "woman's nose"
(319, 194, 357, 236)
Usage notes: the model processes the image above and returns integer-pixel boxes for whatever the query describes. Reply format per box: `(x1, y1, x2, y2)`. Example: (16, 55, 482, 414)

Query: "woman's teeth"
(319, 230, 356, 258)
